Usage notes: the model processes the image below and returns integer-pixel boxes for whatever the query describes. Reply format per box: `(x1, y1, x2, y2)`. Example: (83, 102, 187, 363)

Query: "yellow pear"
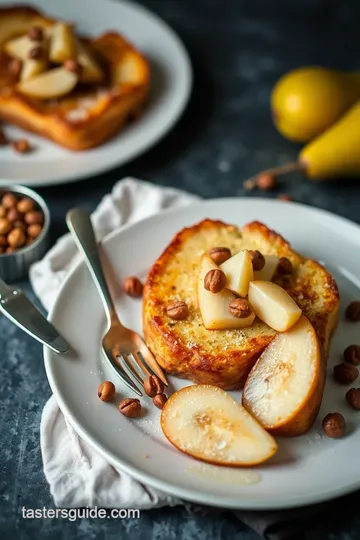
(271, 67, 360, 142)
(300, 101, 360, 179)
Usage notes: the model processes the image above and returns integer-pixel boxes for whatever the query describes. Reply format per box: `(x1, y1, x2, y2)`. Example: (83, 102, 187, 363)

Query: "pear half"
(17, 66, 78, 99)
(254, 255, 279, 281)
(198, 255, 255, 330)
(243, 315, 323, 436)
(219, 249, 253, 297)
(248, 281, 301, 332)
(161, 385, 278, 466)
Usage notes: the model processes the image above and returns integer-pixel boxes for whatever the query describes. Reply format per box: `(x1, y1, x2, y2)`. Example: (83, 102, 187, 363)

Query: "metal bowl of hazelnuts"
(0, 185, 50, 281)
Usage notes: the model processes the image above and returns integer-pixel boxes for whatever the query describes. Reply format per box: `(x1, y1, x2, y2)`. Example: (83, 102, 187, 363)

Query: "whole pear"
(300, 100, 360, 179)
(272, 66, 360, 142)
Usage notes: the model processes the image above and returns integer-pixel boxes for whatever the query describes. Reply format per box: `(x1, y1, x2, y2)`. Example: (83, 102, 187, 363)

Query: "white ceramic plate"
(0, 0, 191, 186)
(44, 199, 360, 509)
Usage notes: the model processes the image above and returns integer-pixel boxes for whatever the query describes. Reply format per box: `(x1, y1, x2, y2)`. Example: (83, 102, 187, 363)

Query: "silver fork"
(66, 208, 168, 397)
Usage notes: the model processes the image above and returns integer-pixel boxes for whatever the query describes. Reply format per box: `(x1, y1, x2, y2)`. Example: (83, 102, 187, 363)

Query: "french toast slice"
(0, 6, 149, 150)
(143, 219, 339, 390)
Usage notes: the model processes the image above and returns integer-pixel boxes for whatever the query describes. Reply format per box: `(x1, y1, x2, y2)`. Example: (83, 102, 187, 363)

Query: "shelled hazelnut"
(0, 192, 45, 255)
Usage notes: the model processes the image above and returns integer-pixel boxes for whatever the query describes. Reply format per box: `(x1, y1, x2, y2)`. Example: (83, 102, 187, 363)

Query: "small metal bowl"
(0, 184, 50, 282)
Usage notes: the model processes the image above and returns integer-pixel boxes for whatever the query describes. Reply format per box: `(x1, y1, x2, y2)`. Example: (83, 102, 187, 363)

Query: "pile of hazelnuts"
(0, 191, 44, 254)
(97, 374, 168, 418)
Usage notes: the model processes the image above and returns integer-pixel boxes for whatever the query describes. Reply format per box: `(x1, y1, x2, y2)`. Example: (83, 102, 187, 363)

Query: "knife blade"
(0, 278, 69, 354)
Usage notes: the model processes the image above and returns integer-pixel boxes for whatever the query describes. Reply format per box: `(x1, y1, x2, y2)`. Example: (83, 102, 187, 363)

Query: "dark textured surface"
(1, 0, 360, 539)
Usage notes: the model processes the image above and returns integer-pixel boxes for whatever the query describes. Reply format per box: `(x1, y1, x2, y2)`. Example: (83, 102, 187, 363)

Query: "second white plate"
(0, 0, 192, 186)
(44, 198, 360, 509)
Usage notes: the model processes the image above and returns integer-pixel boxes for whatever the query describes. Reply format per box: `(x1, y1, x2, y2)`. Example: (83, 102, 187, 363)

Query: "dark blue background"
(1, 0, 360, 538)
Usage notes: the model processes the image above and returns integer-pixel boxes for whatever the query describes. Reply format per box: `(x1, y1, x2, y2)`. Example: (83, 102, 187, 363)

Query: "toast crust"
(0, 6, 149, 150)
(143, 219, 339, 391)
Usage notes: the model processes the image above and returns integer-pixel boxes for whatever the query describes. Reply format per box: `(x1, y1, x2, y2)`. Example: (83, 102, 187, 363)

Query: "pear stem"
(243, 161, 305, 190)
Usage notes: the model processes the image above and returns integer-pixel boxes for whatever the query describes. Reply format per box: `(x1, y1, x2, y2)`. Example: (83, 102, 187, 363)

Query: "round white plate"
(0, 0, 191, 186)
(44, 198, 360, 509)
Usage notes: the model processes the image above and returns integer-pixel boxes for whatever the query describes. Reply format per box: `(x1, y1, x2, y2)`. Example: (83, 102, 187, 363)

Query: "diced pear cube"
(248, 281, 301, 332)
(220, 250, 254, 297)
(254, 255, 279, 281)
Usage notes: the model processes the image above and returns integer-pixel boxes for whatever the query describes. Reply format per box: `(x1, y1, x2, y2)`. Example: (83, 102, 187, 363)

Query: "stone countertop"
(1, 0, 360, 539)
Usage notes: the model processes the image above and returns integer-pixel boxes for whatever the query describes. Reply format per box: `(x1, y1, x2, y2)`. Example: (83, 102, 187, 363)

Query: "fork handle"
(66, 208, 115, 323)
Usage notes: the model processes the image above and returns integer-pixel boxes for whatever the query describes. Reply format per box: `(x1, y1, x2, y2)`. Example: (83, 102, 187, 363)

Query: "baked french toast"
(0, 6, 149, 150)
(143, 219, 339, 390)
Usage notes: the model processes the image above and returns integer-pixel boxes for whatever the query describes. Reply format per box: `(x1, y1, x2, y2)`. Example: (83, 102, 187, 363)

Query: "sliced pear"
(161, 385, 278, 466)
(17, 66, 78, 99)
(254, 255, 279, 281)
(248, 281, 301, 332)
(75, 39, 103, 83)
(243, 315, 322, 436)
(198, 256, 255, 330)
(219, 250, 253, 297)
(5, 35, 37, 60)
(20, 58, 47, 82)
(49, 22, 76, 63)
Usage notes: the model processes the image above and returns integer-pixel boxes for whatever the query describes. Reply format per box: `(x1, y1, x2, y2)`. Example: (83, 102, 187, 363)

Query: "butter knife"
(0, 278, 69, 354)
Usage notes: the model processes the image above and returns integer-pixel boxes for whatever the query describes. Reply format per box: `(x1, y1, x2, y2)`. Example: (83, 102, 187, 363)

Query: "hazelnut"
(346, 388, 360, 410)
(277, 257, 293, 275)
(8, 58, 22, 78)
(228, 298, 252, 318)
(11, 139, 31, 154)
(343, 345, 360, 365)
(0, 218, 11, 235)
(24, 211, 43, 225)
(0, 206, 6, 218)
(27, 224, 42, 238)
(166, 300, 189, 320)
(7, 228, 26, 248)
(209, 246, 231, 265)
(143, 375, 164, 398)
(118, 398, 141, 418)
(204, 269, 227, 293)
(2, 192, 18, 209)
(97, 381, 115, 402)
(346, 302, 360, 322)
(248, 249, 265, 271)
(333, 362, 358, 385)
(17, 198, 35, 214)
(7, 208, 23, 223)
(153, 393, 167, 409)
(28, 45, 45, 60)
(0, 235, 7, 247)
(256, 172, 277, 191)
(123, 276, 143, 297)
(64, 59, 82, 75)
(322, 412, 346, 438)
(278, 194, 293, 202)
(13, 220, 27, 232)
(28, 26, 43, 41)
(0, 130, 7, 146)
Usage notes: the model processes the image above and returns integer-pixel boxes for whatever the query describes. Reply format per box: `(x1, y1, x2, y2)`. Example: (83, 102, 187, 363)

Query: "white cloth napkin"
(31, 177, 199, 508)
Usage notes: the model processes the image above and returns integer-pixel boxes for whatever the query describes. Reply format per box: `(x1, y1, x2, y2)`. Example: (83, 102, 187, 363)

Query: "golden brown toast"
(0, 6, 149, 150)
(143, 219, 339, 390)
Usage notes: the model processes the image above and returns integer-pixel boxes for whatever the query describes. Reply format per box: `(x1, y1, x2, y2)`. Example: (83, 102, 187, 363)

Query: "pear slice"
(161, 385, 278, 466)
(254, 255, 279, 281)
(198, 255, 255, 330)
(248, 281, 301, 332)
(49, 22, 76, 63)
(243, 315, 323, 436)
(5, 35, 37, 60)
(17, 66, 78, 99)
(219, 250, 253, 297)
(75, 39, 103, 83)
(20, 58, 48, 82)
